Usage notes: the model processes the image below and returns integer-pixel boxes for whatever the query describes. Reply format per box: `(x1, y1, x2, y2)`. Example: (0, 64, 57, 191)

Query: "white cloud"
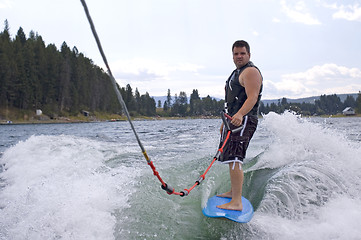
(0, 0, 12, 9)
(111, 58, 204, 79)
(280, 0, 321, 25)
(332, 4, 361, 22)
(265, 64, 361, 98)
(110, 58, 209, 96)
(272, 17, 281, 23)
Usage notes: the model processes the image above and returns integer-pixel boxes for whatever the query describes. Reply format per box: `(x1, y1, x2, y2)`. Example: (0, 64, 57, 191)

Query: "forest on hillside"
(0, 20, 224, 119)
(0, 20, 225, 119)
(1, 20, 360, 121)
(260, 93, 361, 116)
(0, 20, 121, 118)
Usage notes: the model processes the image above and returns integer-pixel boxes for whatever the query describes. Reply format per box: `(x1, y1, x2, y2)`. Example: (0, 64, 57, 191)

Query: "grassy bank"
(0, 107, 202, 124)
(1, 107, 360, 125)
(0, 107, 128, 124)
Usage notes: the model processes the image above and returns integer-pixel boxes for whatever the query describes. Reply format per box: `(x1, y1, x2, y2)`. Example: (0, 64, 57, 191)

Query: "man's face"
(233, 46, 250, 69)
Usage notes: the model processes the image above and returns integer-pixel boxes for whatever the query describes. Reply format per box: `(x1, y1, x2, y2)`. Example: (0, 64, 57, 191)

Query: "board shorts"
(218, 115, 258, 165)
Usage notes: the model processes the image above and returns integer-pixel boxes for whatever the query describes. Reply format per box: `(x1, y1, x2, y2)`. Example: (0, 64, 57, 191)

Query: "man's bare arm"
(230, 67, 262, 126)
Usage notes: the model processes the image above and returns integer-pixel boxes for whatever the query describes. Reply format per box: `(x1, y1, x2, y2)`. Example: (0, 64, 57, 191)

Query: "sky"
(1, 0, 361, 100)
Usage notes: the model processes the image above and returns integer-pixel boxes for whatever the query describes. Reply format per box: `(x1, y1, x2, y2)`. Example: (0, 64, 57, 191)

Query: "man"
(217, 40, 263, 211)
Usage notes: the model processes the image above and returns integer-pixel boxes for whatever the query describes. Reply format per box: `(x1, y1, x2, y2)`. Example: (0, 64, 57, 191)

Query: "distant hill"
(153, 93, 359, 106)
(152, 96, 221, 106)
(152, 96, 170, 105)
(261, 93, 359, 106)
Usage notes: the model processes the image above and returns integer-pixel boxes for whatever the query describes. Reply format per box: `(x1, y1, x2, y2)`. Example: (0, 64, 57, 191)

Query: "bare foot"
(217, 201, 243, 211)
(217, 191, 232, 198)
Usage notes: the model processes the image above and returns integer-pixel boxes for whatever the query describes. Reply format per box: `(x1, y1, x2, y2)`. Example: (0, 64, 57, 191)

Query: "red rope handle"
(148, 114, 233, 197)
(158, 130, 231, 197)
(224, 113, 233, 120)
(147, 161, 166, 186)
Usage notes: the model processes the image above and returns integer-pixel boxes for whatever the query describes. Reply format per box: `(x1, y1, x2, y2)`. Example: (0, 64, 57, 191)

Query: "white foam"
(248, 112, 361, 239)
(251, 196, 361, 240)
(253, 112, 361, 171)
(0, 135, 139, 239)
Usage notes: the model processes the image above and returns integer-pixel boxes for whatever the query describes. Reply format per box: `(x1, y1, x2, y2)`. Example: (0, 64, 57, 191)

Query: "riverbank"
(0, 108, 218, 125)
(0, 107, 125, 125)
(1, 107, 360, 125)
(0, 116, 220, 125)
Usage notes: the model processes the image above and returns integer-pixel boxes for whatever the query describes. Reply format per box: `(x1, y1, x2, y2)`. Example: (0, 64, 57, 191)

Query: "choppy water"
(0, 112, 360, 239)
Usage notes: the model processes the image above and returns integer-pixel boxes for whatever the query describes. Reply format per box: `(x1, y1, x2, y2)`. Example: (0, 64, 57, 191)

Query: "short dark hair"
(232, 40, 250, 54)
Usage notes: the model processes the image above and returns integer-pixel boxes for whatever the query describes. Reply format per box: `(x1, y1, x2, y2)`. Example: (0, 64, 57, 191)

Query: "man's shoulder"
(241, 65, 261, 77)
(239, 64, 262, 86)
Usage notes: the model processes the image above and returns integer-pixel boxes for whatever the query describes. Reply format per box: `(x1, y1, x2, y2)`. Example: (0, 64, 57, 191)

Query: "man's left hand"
(231, 112, 243, 127)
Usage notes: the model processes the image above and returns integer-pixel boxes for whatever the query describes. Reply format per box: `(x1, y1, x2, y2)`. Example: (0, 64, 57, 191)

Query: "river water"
(0, 112, 360, 239)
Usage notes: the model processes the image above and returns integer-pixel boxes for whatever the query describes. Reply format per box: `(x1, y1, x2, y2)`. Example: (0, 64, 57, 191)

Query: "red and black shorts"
(218, 115, 258, 164)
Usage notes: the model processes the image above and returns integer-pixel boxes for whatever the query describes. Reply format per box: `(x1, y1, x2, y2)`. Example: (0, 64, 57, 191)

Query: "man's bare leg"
(217, 162, 243, 211)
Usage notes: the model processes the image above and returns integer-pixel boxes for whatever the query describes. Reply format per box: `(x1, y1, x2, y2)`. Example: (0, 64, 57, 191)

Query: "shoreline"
(0, 115, 221, 125)
(1, 114, 360, 125)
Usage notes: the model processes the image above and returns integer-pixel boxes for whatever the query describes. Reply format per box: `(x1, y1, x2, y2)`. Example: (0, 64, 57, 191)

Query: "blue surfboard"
(202, 196, 254, 223)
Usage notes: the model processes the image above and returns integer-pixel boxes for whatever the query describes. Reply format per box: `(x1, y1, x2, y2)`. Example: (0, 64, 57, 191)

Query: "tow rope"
(160, 112, 244, 197)
(80, 0, 243, 197)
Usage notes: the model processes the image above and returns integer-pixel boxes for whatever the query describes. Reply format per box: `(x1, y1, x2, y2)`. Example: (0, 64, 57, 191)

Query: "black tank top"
(225, 61, 263, 116)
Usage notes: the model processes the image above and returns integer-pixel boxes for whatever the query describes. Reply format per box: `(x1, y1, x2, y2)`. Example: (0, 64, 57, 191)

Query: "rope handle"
(157, 112, 233, 197)
(80, 0, 234, 197)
